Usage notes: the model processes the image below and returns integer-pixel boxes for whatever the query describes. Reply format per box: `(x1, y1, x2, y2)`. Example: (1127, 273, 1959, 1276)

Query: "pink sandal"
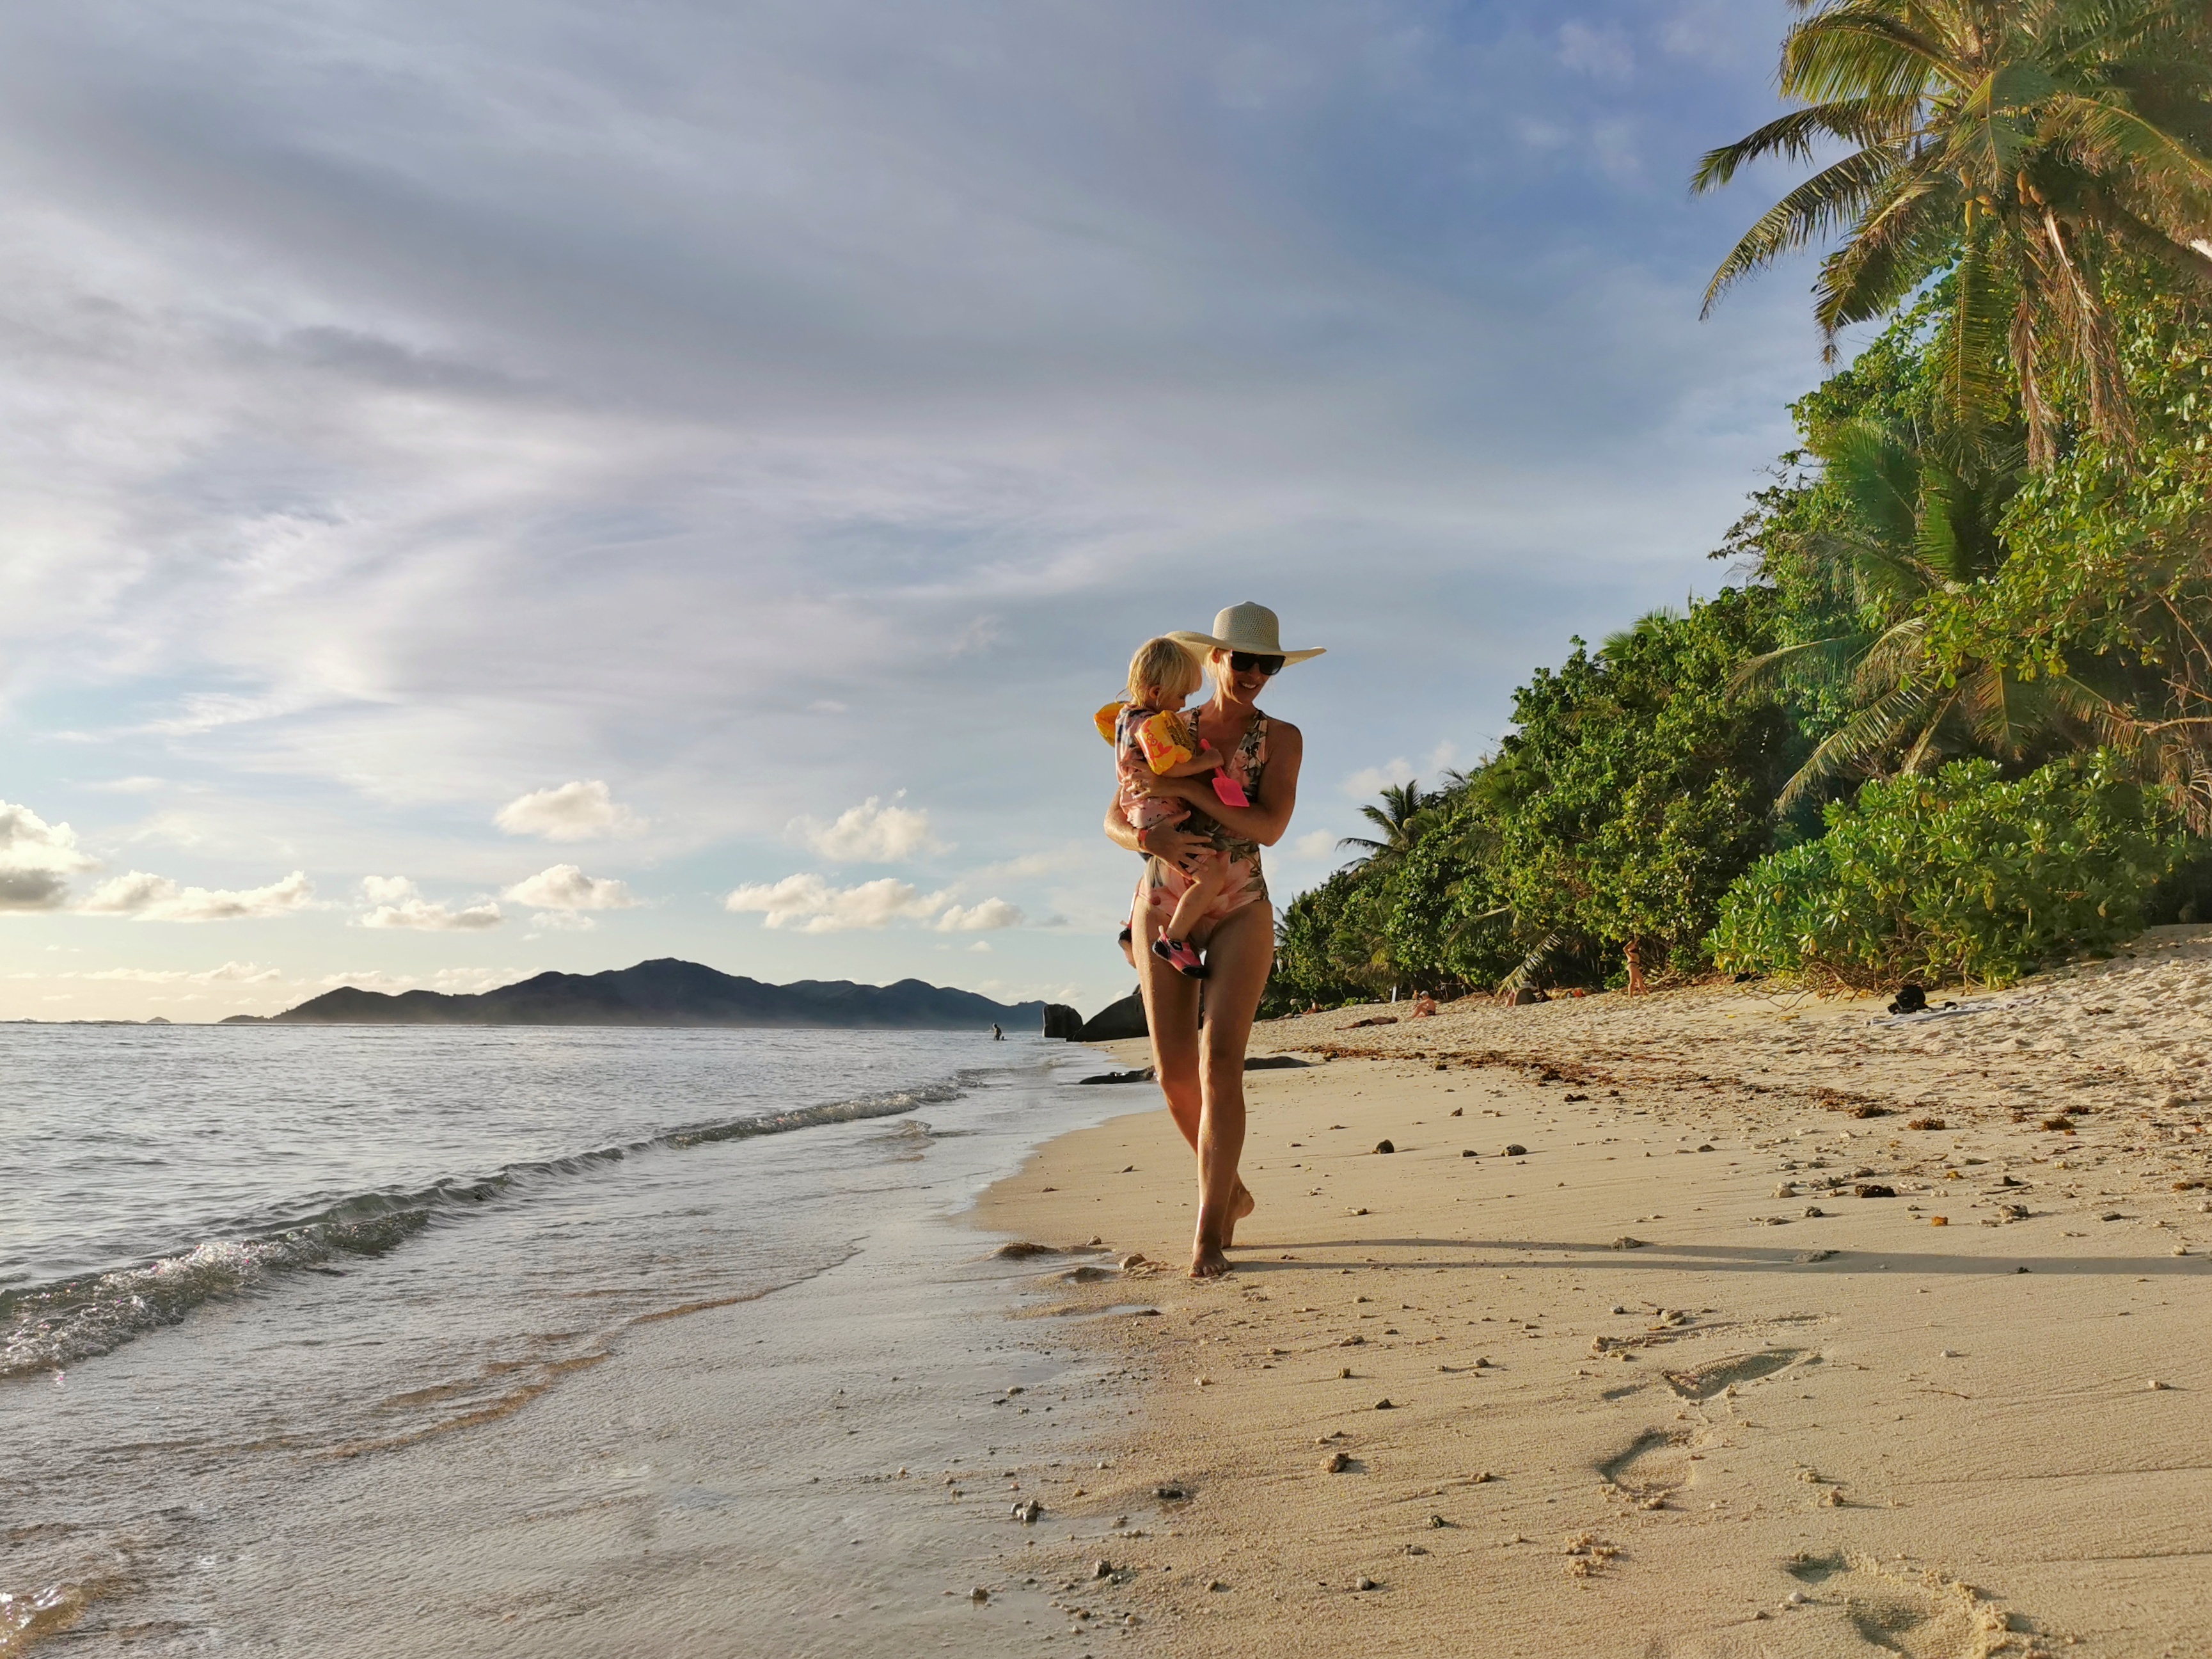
(1151, 936, 1208, 979)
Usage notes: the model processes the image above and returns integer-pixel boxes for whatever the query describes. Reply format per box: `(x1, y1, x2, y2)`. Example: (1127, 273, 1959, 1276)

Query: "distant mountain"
(223, 958, 1045, 1030)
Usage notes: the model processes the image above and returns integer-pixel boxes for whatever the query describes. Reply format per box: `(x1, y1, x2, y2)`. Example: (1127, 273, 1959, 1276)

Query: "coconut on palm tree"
(1696, 0, 2212, 461)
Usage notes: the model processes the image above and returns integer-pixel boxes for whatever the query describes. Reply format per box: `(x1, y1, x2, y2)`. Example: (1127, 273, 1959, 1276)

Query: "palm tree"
(1695, 0, 2212, 461)
(1737, 415, 2106, 804)
(1337, 780, 1432, 867)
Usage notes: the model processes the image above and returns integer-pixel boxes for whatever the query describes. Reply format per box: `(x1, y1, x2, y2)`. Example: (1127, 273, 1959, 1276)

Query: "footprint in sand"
(1597, 1427, 1695, 1505)
(1775, 1552, 2018, 1658)
(1661, 1347, 1807, 1401)
(1659, 1553, 2020, 1658)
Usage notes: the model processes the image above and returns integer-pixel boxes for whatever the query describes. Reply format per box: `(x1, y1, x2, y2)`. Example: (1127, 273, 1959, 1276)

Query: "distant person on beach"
(991, 1024, 1003, 1040)
(1096, 637, 1247, 978)
(1100, 602, 1317, 1276)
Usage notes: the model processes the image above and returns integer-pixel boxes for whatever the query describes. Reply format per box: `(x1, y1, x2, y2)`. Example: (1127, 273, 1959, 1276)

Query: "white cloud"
(0, 800, 102, 912)
(312, 966, 525, 995)
(79, 869, 315, 923)
(723, 872, 1018, 933)
(525, 909, 597, 933)
(976, 842, 1093, 880)
(502, 864, 639, 910)
(1339, 743, 1459, 803)
(949, 614, 1003, 656)
(1659, 0, 1763, 68)
(787, 795, 947, 862)
(354, 875, 502, 931)
(123, 811, 219, 848)
(1558, 20, 1634, 80)
(967, 939, 992, 952)
(1290, 830, 1339, 861)
(936, 897, 1025, 932)
(723, 873, 951, 933)
(81, 960, 283, 983)
(318, 969, 419, 992)
(1341, 758, 1415, 800)
(494, 781, 647, 841)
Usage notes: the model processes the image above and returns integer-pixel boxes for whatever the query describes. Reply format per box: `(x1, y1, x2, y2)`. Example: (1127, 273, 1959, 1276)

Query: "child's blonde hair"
(1126, 637, 1202, 705)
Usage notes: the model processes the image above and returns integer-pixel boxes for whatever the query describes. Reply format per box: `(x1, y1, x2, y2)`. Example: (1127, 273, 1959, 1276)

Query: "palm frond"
(1703, 143, 1907, 315)
(1774, 681, 1938, 811)
(1730, 631, 1877, 694)
(1494, 930, 1570, 999)
(1784, 8, 1955, 104)
(1692, 97, 1924, 191)
(1809, 168, 1964, 337)
(1848, 616, 1933, 699)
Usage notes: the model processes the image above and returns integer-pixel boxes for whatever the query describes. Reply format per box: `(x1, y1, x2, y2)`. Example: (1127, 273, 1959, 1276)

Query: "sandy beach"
(973, 928, 2212, 1656)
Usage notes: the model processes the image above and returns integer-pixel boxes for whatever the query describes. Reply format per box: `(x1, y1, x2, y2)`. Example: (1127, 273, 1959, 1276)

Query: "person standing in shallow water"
(1100, 603, 1317, 1277)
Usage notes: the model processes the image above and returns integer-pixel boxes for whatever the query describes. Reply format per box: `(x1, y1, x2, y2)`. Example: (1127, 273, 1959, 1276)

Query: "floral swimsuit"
(1135, 712, 1269, 936)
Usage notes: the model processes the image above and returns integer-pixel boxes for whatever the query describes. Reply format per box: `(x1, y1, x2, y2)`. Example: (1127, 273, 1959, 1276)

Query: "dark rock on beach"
(1041, 1003, 1085, 1039)
(1076, 988, 1149, 1042)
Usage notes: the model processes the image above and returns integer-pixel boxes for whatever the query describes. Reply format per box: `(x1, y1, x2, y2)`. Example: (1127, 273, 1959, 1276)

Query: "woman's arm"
(1129, 721, 1304, 846)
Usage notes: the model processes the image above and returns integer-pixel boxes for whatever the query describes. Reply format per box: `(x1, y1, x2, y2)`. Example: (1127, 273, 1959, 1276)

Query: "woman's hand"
(1103, 792, 1206, 873)
(1138, 821, 1211, 872)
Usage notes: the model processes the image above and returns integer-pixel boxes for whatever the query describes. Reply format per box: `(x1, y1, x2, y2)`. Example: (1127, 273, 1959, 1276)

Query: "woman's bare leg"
(1135, 895, 1205, 1159)
(1137, 893, 1253, 1236)
(1189, 900, 1273, 1278)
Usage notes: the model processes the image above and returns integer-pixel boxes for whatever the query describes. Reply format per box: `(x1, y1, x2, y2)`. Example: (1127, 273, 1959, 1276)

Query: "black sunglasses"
(1228, 652, 1284, 676)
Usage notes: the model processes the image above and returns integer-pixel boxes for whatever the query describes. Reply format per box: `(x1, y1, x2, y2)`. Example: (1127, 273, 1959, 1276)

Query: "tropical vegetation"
(1265, 0, 2212, 1011)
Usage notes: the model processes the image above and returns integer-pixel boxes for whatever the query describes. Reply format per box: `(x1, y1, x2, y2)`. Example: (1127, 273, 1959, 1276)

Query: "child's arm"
(1155, 745, 1226, 779)
(1134, 711, 1230, 779)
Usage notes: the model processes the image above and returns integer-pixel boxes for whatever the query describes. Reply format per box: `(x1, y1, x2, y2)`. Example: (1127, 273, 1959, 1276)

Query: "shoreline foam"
(974, 931, 2212, 1655)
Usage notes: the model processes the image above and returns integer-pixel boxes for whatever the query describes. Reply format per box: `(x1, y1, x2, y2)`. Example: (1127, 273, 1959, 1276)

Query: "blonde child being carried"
(1096, 637, 1245, 979)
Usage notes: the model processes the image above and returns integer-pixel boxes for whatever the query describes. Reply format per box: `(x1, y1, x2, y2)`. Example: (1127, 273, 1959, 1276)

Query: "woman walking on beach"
(1101, 603, 1316, 1276)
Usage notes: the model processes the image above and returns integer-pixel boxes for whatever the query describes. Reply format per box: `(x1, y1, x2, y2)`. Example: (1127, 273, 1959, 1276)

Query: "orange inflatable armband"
(1094, 700, 1126, 744)
(1136, 710, 1197, 774)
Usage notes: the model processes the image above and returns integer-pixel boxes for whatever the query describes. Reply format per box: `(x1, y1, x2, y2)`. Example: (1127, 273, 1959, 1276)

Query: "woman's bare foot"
(1189, 1235, 1232, 1278)
(1221, 1182, 1256, 1248)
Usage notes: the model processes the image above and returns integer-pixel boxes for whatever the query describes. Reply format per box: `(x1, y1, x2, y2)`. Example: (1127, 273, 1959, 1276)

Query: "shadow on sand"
(1220, 1236, 2212, 1278)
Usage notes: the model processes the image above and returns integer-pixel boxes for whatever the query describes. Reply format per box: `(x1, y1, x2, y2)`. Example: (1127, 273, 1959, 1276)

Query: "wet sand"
(972, 926, 2212, 1656)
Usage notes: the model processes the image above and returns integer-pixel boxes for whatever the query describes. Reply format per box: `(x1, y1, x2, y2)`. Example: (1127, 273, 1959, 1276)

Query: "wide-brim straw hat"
(1169, 602, 1325, 667)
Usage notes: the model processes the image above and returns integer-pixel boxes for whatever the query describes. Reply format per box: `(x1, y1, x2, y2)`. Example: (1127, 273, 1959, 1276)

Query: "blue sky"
(0, 0, 1841, 1020)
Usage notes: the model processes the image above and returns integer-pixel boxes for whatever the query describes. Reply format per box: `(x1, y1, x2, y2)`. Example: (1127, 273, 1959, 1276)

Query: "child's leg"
(1155, 852, 1228, 978)
(1165, 857, 1226, 942)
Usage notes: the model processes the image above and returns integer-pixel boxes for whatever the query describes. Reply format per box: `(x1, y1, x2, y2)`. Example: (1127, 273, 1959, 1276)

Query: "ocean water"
(2, 1025, 1147, 1656)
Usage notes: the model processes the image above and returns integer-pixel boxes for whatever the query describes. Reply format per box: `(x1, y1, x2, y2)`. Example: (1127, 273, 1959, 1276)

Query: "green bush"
(1709, 756, 2182, 988)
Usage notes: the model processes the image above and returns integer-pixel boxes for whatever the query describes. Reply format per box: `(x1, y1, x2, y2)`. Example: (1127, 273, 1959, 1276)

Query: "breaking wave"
(1, 1075, 968, 1381)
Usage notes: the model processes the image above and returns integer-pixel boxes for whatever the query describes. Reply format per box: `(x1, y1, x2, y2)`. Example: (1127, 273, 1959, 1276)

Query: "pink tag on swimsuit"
(1210, 774, 1249, 808)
